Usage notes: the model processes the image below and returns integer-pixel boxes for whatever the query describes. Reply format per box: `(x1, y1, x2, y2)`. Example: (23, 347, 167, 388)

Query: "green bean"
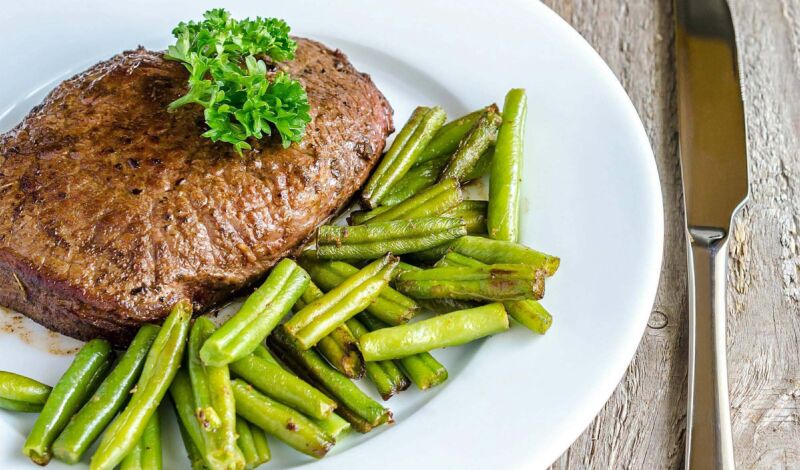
(450, 235, 560, 276)
(230, 353, 336, 420)
(391, 261, 476, 312)
(332, 406, 374, 433)
(360, 303, 510, 360)
(0, 397, 44, 412)
(53, 325, 160, 464)
(299, 256, 418, 325)
(440, 110, 501, 182)
(504, 299, 553, 335)
(177, 414, 208, 470)
(363, 106, 447, 207)
(380, 157, 449, 206)
(436, 252, 552, 333)
(434, 251, 485, 268)
(141, 411, 162, 470)
(235, 418, 257, 467)
(362, 179, 462, 224)
(297, 275, 387, 349)
(465, 147, 495, 181)
(443, 200, 488, 234)
(311, 412, 351, 440)
(357, 314, 448, 390)
(179, 425, 208, 470)
(189, 317, 244, 470)
(268, 326, 391, 430)
(405, 240, 454, 264)
(120, 413, 161, 470)
(287, 256, 393, 326)
(348, 205, 392, 225)
(294, 281, 365, 377)
(316, 326, 365, 379)
(396, 263, 544, 302)
(23, 339, 112, 465)
(236, 417, 270, 469)
(252, 344, 277, 364)
(364, 107, 428, 205)
(201, 259, 310, 367)
(292, 280, 325, 312)
(0, 371, 51, 412)
(285, 255, 397, 349)
(251, 423, 271, 465)
(232, 380, 334, 459)
(119, 436, 142, 470)
(346, 318, 409, 400)
(488, 89, 527, 242)
(316, 217, 466, 260)
(416, 107, 494, 164)
(170, 370, 208, 469)
(90, 301, 191, 470)
(318, 216, 462, 245)
(396, 261, 422, 276)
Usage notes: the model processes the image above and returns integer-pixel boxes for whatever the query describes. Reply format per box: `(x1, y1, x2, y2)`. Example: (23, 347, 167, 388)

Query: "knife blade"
(674, 0, 749, 469)
(675, 0, 748, 230)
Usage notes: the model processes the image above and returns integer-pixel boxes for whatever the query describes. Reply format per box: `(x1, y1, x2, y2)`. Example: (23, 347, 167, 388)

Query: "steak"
(0, 39, 393, 344)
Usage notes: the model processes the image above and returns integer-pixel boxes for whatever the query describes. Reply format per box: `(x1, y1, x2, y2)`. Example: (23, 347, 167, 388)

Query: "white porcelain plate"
(0, 0, 663, 468)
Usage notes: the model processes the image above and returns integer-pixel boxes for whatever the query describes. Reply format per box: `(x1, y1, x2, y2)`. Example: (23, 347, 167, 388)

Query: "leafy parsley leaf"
(165, 8, 311, 153)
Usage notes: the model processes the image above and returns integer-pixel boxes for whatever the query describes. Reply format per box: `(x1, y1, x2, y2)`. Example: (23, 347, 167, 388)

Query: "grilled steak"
(0, 39, 393, 344)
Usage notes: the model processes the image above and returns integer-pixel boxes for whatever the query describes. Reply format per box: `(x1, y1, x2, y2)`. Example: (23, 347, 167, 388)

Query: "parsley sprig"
(165, 9, 311, 153)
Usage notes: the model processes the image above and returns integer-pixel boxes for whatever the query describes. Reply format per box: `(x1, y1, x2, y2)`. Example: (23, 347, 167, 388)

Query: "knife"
(674, 0, 749, 469)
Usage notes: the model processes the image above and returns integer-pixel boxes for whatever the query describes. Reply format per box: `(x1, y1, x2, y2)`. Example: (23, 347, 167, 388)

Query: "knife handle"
(686, 229, 736, 470)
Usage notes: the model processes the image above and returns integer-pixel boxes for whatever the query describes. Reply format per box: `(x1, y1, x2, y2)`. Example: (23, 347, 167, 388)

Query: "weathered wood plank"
(543, 0, 800, 468)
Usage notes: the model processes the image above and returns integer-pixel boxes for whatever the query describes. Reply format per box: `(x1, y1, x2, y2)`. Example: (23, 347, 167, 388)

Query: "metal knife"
(674, 0, 749, 468)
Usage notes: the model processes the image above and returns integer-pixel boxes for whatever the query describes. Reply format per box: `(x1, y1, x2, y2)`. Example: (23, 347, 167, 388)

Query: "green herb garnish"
(165, 8, 311, 154)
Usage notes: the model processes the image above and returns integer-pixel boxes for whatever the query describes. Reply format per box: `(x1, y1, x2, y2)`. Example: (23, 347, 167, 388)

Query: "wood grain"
(542, 0, 800, 468)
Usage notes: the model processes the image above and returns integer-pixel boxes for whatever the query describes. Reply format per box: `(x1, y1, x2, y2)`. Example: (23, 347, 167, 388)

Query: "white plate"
(0, 1, 663, 468)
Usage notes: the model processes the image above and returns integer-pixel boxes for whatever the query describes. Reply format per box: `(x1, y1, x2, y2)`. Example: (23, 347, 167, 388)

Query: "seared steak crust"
(0, 39, 393, 344)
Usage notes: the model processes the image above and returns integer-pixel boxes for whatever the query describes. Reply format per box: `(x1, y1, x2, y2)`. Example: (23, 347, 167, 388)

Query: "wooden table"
(542, 1, 800, 468)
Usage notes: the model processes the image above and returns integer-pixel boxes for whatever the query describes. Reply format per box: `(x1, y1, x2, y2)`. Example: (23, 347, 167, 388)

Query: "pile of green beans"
(0, 89, 564, 467)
